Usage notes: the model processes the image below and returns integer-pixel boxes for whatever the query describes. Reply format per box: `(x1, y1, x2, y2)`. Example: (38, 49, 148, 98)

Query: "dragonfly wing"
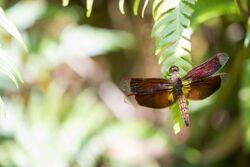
(135, 90, 177, 108)
(183, 74, 226, 100)
(121, 78, 176, 108)
(126, 78, 173, 94)
(183, 53, 229, 80)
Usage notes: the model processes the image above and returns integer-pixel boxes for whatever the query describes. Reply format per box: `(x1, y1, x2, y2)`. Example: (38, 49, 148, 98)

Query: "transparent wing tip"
(217, 53, 229, 66)
(118, 77, 132, 95)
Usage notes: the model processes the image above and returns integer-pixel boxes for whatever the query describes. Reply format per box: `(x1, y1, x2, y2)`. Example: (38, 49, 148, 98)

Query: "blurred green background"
(0, 0, 249, 167)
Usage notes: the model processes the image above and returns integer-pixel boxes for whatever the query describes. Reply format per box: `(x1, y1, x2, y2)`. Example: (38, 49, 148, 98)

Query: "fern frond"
(65, 0, 150, 18)
(152, 0, 197, 133)
(141, 0, 149, 18)
(171, 102, 184, 133)
(120, 0, 150, 17)
(63, 0, 94, 17)
(152, 0, 196, 77)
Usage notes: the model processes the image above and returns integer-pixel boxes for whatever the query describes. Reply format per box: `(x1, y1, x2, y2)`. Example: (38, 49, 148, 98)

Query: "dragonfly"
(124, 53, 229, 127)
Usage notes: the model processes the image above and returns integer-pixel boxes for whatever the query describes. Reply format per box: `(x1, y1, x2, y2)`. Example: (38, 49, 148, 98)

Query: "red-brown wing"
(183, 53, 229, 80)
(184, 74, 224, 100)
(135, 91, 177, 108)
(121, 78, 176, 108)
(124, 78, 173, 95)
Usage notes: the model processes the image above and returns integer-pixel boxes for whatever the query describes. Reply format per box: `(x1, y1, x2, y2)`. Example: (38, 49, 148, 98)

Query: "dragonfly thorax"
(170, 65, 181, 82)
(169, 66, 183, 96)
(173, 78, 183, 96)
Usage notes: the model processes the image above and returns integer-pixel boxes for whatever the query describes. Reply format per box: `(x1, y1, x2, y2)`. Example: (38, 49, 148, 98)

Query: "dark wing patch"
(121, 78, 176, 108)
(135, 91, 176, 108)
(185, 75, 224, 100)
(183, 53, 229, 80)
(129, 78, 173, 94)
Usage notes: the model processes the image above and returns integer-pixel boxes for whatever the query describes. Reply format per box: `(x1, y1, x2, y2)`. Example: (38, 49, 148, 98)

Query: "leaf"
(6, 1, 46, 30)
(0, 68, 19, 88)
(0, 48, 23, 88)
(152, 0, 196, 77)
(141, 0, 149, 18)
(62, 0, 70, 7)
(119, 0, 125, 15)
(132, 0, 150, 17)
(152, 0, 197, 132)
(244, 18, 250, 47)
(86, 0, 94, 18)
(133, 0, 141, 16)
(42, 25, 134, 66)
(170, 102, 184, 134)
(0, 8, 27, 51)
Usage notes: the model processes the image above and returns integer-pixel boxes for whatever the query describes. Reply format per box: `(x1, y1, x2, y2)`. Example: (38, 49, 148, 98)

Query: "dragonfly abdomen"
(178, 95, 190, 126)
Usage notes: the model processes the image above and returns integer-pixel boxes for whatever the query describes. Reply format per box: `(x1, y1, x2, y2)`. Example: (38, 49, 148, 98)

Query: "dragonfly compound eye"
(169, 65, 179, 73)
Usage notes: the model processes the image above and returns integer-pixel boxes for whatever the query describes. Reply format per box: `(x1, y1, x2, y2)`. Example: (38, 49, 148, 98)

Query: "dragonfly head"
(169, 65, 179, 74)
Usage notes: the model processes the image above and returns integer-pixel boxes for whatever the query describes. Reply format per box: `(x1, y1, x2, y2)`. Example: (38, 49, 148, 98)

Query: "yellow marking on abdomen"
(182, 85, 191, 96)
(168, 93, 174, 102)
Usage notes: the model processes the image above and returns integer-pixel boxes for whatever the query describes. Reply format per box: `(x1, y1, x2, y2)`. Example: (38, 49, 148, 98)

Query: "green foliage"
(1, 0, 250, 166)
(0, 7, 26, 114)
(133, 0, 141, 16)
(192, 0, 238, 28)
(131, 0, 150, 17)
(0, 85, 111, 166)
(62, 0, 95, 17)
(0, 49, 23, 88)
(63, 0, 197, 132)
(0, 8, 27, 51)
(118, 0, 149, 17)
(62, 0, 70, 7)
(0, 2, 168, 166)
(119, 0, 125, 15)
(62, 0, 151, 18)
(86, 0, 94, 18)
(170, 102, 184, 133)
(0, 81, 168, 167)
(244, 18, 250, 46)
(141, 0, 149, 18)
(0, 8, 25, 88)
